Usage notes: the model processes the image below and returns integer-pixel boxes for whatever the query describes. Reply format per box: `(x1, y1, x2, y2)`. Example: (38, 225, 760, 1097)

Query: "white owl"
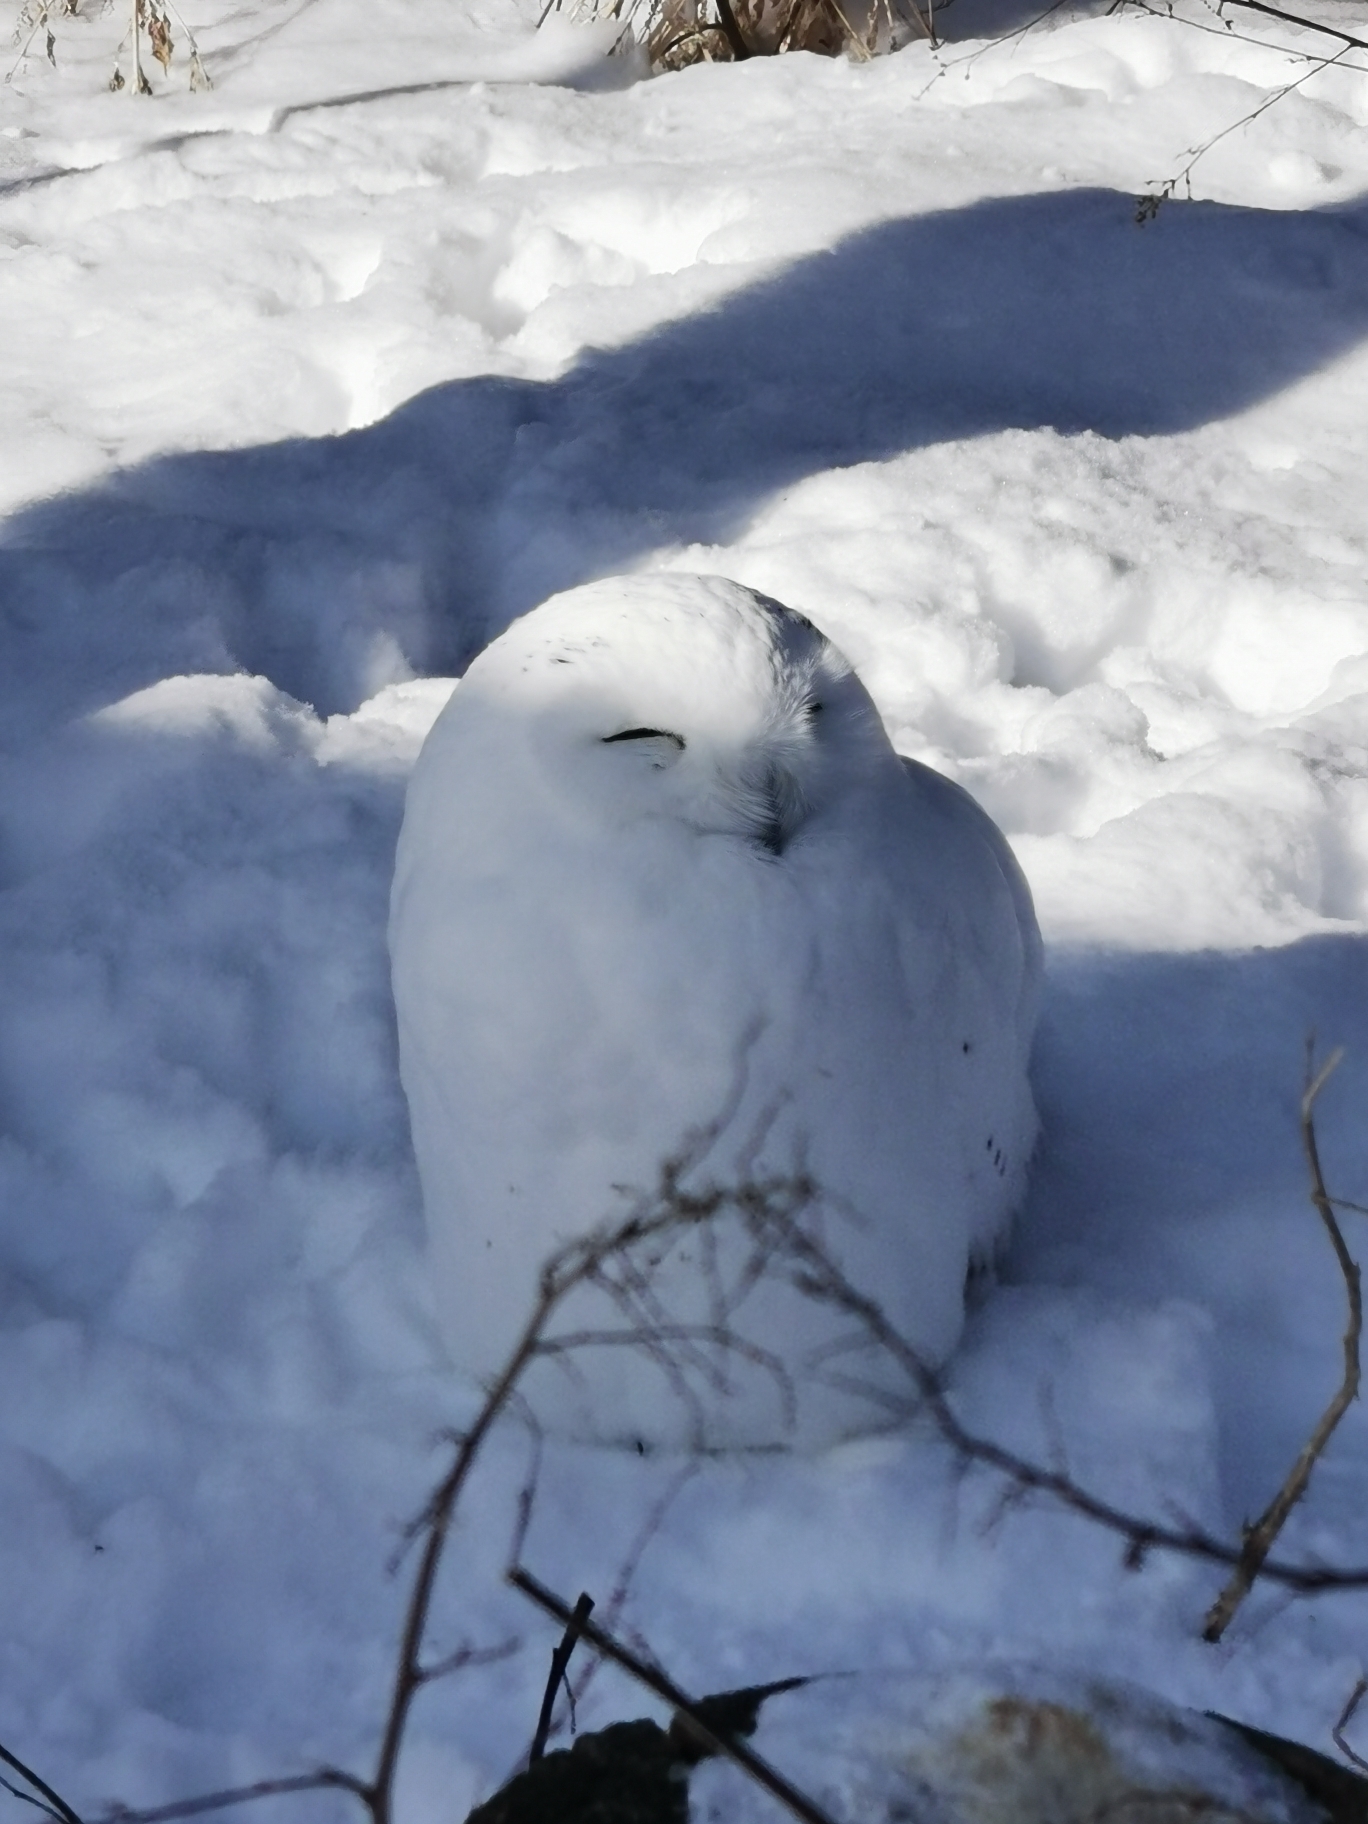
(389, 574, 1041, 1449)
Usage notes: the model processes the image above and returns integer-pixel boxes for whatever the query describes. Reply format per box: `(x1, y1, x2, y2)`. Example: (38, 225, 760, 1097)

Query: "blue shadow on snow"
(1017, 932, 1368, 1515)
(3, 186, 1368, 727)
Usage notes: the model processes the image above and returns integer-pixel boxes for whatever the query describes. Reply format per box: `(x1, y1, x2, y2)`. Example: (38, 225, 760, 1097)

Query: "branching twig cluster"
(508, 1567, 837, 1824)
(0, 1140, 827, 1824)
(1, 1046, 1365, 1824)
(791, 1046, 1368, 1629)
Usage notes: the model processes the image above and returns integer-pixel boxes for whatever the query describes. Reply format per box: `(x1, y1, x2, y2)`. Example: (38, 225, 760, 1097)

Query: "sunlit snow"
(2, 0, 1368, 1814)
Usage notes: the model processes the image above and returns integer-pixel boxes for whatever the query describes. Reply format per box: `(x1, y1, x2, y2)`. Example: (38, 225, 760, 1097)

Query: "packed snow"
(2, 0, 1368, 1814)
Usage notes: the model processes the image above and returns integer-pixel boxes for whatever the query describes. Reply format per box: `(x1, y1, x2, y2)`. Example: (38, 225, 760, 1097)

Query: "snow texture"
(390, 572, 1040, 1446)
(1, 0, 1368, 1814)
(691, 1666, 1328, 1823)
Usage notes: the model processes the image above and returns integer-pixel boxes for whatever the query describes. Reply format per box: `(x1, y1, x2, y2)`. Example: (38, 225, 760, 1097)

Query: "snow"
(2, 0, 1368, 1812)
(691, 1666, 1329, 1822)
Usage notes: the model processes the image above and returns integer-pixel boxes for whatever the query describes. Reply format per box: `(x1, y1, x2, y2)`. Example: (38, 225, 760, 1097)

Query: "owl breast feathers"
(390, 573, 1042, 1449)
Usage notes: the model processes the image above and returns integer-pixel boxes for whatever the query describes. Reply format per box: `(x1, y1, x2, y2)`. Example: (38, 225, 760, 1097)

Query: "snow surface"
(2, 0, 1368, 1814)
(691, 1666, 1329, 1822)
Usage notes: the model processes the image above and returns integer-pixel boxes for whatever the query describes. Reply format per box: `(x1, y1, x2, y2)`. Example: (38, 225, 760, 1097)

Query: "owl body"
(390, 575, 1041, 1447)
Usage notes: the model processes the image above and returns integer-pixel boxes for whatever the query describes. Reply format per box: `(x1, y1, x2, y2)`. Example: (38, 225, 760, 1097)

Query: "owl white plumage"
(389, 573, 1041, 1448)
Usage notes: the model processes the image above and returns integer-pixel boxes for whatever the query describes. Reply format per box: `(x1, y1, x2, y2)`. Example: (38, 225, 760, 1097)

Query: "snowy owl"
(389, 574, 1041, 1448)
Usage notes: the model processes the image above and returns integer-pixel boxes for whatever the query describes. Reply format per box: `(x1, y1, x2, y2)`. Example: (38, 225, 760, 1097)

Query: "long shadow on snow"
(4, 186, 1368, 730)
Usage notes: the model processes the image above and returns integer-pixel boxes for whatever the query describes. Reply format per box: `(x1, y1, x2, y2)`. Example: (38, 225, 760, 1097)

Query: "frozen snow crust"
(3, 0, 1368, 1814)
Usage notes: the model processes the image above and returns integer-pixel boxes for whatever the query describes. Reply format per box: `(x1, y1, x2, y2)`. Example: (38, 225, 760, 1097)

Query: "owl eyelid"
(805, 700, 823, 721)
(602, 727, 687, 751)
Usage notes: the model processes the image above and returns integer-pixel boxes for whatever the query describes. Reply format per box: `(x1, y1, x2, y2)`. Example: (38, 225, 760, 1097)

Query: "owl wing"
(896, 756, 1043, 1260)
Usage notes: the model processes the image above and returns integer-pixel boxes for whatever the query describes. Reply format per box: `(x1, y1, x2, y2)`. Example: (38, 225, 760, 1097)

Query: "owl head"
(437, 572, 897, 860)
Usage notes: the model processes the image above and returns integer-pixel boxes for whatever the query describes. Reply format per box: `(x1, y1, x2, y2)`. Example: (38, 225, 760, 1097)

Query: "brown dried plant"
(4, 0, 207, 90)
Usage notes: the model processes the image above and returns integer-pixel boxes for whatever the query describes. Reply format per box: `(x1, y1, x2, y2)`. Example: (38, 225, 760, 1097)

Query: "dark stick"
(529, 1593, 594, 1763)
(0, 1741, 84, 1824)
(1220, 0, 1368, 54)
(508, 1567, 839, 1824)
(711, 0, 753, 59)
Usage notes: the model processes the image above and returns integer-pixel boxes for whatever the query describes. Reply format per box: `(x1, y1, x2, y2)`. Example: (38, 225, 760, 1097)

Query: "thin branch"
(41, 1059, 1368, 1824)
(1, 1776, 68, 1824)
(1202, 1046, 1360, 1641)
(529, 1594, 594, 1764)
(760, 1192, 1368, 1598)
(363, 1132, 814, 1824)
(83, 1147, 770, 1824)
(1220, 0, 1368, 54)
(1333, 1676, 1368, 1774)
(489, 1394, 543, 1588)
(508, 1567, 838, 1824)
(1116, 0, 1368, 69)
(0, 1742, 83, 1824)
(563, 1459, 701, 1724)
(95, 1772, 370, 1824)
(1137, 40, 1353, 216)
(929, 0, 1074, 76)
(365, 1266, 569, 1824)
(536, 1320, 795, 1435)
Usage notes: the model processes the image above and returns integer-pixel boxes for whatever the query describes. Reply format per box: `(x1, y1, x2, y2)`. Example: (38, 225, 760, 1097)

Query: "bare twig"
(1219, 0, 1368, 54)
(746, 1172, 1368, 1600)
(29, 1138, 811, 1824)
(1333, 1676, 1368, 1774)
(95, 1771, 370, 1824)
(529, 1594, 595, 1764)
(34, 1057, 1368, 1824)
(1137, 40, 1355, 216)
(1, 1779, 68, 1824)
(0, 1741, 84, 1824)
(508, 1567, 839, 1824)
(503, 1400, 544, 1576)
(365, 1256, 579, 1824)
(364, 1143, 815, 1824)
(1202, 1046, 1360, 1642)
(563, 1459, 700, 1723)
